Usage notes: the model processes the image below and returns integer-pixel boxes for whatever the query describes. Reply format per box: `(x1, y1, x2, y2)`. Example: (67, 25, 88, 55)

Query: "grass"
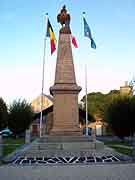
(104, 140, 131, 146)
(103, 140, 133, 156)
(109, 145, 133, 156)
(2, 137, 25, 156)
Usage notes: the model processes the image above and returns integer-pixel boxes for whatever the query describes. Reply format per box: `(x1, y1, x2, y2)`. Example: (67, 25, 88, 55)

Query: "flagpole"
(83, 12, 88, 136)
(85, 64, 88, 136)
(39, 13, 48, 138)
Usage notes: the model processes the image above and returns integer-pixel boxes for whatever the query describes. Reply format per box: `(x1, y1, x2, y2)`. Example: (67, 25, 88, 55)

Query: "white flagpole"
(39, 13, 48, 138)
(83, 12, 88, 136)
(85, 64, 88, 136)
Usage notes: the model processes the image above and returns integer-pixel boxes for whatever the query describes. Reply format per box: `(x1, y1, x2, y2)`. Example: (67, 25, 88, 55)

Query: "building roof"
(42, 93, 53, 102)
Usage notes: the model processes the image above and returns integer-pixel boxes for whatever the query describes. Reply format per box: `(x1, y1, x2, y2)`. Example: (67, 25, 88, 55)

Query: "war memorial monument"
(0, 6, 134, 180)
(49, 5, 82, 135)
(21, 6, 97, 157)
(4, 6, 125, 165)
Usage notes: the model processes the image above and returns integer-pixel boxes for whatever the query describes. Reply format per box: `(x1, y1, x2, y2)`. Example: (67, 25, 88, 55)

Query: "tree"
(105, 96, 135, 139)
(8, 99, 34, 136)
(81, 92, 105, 117)
(129, 77, 135, 95)
(81, 90, 120, 120)
(0, 97, 8, 130)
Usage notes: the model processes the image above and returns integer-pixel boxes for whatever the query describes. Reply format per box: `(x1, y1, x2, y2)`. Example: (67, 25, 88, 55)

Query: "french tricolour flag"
(71, 34, 78, 48)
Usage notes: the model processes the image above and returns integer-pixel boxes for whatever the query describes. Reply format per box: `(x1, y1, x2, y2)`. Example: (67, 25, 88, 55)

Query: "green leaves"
(81, 90, 120, 120)
(0, 97, 8, 130)
(8, 99, 34, 135)
(105, 96, 135, 138)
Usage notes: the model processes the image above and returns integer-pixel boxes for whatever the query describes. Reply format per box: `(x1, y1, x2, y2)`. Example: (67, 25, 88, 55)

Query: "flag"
(46, 19, 56, 54)
(71, 34, 78, 48)
(83, 17, 96, 49)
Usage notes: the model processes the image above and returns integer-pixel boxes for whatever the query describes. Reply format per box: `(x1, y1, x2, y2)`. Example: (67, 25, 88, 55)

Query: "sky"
(0, 0, 135, 104)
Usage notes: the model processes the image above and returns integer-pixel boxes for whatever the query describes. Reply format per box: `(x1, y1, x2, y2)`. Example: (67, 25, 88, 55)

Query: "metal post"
(25, 129, 31, 144)
(83, 12, 89, 136)
(85, 64, 88, 136)
(39, 13, 48, 138)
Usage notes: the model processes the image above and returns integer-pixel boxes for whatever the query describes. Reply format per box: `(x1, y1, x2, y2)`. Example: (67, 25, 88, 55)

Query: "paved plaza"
(0, 163, 135, 180)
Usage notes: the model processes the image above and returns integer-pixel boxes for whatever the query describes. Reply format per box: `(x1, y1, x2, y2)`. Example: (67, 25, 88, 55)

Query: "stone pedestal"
(50, 34, 81, 135)
(19, 136, 96, 158)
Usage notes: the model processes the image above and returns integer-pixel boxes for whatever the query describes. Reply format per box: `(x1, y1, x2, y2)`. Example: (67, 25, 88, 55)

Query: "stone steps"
(16, 136, 96, 158)
(19, 136, 96, 158)
(3, 138, 104, 162)
(21, 149, 96, 157)
(28, 143, 62, 150)
(39, 136, 93, 143)
(25, 142, 95, 150)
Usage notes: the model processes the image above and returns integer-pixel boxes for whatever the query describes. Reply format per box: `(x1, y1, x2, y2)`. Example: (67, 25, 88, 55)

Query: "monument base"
(20, 135, 96, 157)
(3, 136, 105, 163)
(49, 128, 82, 136)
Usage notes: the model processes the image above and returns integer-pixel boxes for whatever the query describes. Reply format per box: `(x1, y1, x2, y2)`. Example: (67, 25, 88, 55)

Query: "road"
(0, 163, 135, 180)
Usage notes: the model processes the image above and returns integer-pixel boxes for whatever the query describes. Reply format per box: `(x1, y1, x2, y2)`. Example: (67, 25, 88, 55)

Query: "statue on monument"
(57, 5, 71, 34)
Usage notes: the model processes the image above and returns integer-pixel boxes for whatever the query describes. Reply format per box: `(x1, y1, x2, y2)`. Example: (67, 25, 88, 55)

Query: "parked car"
(0, 128, 13, 137)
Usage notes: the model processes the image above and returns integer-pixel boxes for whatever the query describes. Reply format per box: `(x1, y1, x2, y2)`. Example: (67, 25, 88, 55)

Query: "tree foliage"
(8, 99, 34, 135)
(0, 97, 8, 130)
(105, 96, 135, 139)
(81, 90, 120, 119)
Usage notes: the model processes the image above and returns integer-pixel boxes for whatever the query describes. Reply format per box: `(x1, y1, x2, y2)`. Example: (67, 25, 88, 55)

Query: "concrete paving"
(0, 163, 135, 180)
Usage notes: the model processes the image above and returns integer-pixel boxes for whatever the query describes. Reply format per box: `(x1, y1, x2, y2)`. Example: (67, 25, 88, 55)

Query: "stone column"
(50, 34, 82, 136)
(49, 6, 82, 136)
(25, 129, 31, 144)
(0, 135, 3, 158)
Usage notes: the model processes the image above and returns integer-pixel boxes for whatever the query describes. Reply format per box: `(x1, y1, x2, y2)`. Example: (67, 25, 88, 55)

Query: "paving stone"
(26, 157, 34, 161)
(36, 157, 43, 161)
(11, 155, 126, 165)
(86, 159, 95, 163)
(112, 157, 120, 162)
(58, 157, 67, 163)
(31, 160, 37, 164)
(21, 160, 29, 164)
(78, 157, 85, 162)
(95, 157, 103, 162)
(104, 159, 113, 163)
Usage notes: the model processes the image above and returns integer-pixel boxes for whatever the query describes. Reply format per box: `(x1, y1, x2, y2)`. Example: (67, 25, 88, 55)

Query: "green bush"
(105, 96, 135, 139)
(8, 99, 34, 136)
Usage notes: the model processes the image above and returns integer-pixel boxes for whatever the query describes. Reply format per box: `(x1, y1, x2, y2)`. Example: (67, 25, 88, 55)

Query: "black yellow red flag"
(46, 19, 56, 54)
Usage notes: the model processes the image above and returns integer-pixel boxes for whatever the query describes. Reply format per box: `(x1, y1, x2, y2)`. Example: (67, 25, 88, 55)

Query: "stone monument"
(50, 5, 82, 135)
(3, 7, 102, 162)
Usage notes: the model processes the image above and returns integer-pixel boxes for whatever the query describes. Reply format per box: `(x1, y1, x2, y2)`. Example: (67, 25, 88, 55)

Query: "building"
(88, 114, 107, 136)
(120, 81, 133, 96)
(30, 94, 53, 136)
(31, 94, 53, 113)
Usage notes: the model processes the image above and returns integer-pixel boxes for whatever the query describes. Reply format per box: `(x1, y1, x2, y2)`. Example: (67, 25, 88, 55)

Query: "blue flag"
(83, 17, 96, 49)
